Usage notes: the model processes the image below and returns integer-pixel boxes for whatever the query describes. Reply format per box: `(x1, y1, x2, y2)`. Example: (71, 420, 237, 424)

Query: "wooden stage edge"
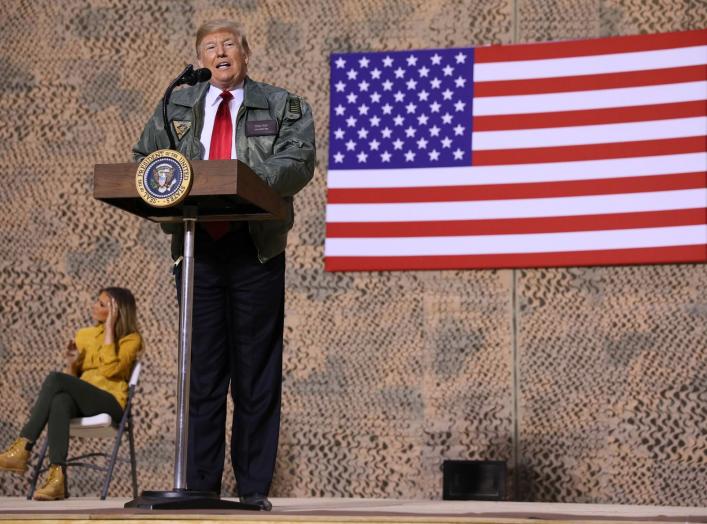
(0, 497, 705, 524)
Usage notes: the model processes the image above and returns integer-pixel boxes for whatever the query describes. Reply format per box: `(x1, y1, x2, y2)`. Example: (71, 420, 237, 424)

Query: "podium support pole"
(124, 208, 259, 511)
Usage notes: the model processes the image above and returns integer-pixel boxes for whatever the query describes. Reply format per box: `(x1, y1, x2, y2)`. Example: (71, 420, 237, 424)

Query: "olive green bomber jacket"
(132, 76, 316, 263)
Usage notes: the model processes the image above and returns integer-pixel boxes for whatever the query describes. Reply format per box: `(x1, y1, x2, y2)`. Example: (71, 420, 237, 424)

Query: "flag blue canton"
(329, 48, 474, 170)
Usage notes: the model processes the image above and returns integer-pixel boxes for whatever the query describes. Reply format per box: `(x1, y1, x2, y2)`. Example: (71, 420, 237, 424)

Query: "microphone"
(174, 64, 212, 86)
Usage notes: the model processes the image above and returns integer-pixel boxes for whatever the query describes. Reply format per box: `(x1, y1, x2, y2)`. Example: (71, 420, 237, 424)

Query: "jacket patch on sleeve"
(172, 120, 192, 140)
(287, 97, 302, 119)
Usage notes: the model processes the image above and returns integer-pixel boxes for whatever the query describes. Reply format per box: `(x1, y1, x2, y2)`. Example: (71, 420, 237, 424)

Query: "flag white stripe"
(474, 45, 707, 81)
(472, 116, 707, 150)
(324, 225, 706, 257)
(474, 81, 706, 116)
(327, 153, 707, 189)
(326, 189, 707, 222)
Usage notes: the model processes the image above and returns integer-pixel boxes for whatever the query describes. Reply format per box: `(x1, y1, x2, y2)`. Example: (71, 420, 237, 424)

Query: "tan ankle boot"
(33, 464, 68, 501)
(0, 437, 31, 473)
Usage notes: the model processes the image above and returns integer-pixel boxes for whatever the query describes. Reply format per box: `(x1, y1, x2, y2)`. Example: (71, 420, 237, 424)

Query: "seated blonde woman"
(0, 287, 142, 500)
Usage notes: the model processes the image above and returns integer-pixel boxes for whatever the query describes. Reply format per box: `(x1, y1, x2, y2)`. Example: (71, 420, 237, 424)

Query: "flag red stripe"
(473, 136, 707, 165)
(474, 29, 707, 63)
(327, 172, 706, 204)
(325, 245, 707, 271)
(326, 209, 706, 238)
(473, 101, 707, 131)
(474, 65, 706, 97)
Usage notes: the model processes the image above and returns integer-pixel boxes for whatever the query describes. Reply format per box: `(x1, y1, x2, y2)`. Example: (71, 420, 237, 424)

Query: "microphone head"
(194, 68, 212, 82)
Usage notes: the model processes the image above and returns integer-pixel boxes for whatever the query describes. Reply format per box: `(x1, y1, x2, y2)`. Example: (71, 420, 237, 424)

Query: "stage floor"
(0, 497, 705, 524)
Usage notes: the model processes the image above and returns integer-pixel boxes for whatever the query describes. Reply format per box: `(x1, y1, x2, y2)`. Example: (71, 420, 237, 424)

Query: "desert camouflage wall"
(0, 0, 705, 505)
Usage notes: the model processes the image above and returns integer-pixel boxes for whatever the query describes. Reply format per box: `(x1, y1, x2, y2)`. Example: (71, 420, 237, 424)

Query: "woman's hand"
(103, 296, 117, 346)
(64, 340, 81, 376)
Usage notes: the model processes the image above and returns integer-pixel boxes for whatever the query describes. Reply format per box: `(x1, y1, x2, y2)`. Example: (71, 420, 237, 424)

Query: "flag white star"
(429, 125, 440, 137)
(393, 138, 404, 150)
(382, 55, 394, 67)
(405, 126, 416, 138)
(418, 90, 429, 102)
(382, 103, 393, 115)
(357, 128, 369, 139)
(406, 55, 418, 66)
(369, 115, 381, 126)
(443, 65, 454, 76)
(346, 116, 357, 127)
(441, 113, 453, 124)
(431, 53, 442, 65)
(334, 128, 345, 139)
(370, 92, 381, 103)
(393, 91, 405, 102)
(333, 152, 344, 162)
(430, 78, 442, 89)
(429, 149, 440, 161)
(381, 127, 393, 138)
(406, 78, 417, 90)
(454, 100, 466, 112)
(382, 80, 393, 91)
(358, 104, 369, 115)
(404, 150, 416, 162)
(453, 124, 464, 135)
(358, 80, 370, 91)
(371, 68, 382, 79)
(335, 57, 346, 69)
(430, 101, 441, 113)
(455, 52, 467, 64)
(452, 148, 464, 159)
(381, 151, 392, 162)
(345, 139, 356, 151)
(334, 104, 345, 116)
(393, 115, 405, 126)
(369, 139, 380, 150)
(417, 113, 429, 125)
(357, 151, 368, 162)
(347, 92, 358, 104)
(418, 65, 430, 77)
(454, 76, 466, 88)
(359, 57, 370, 68)
(441, 137, 452, 148)
(405, 102, 417, 114)
(347, 69, 358, 80)
(335, 81, 346, 92)
(417, 137, 428, 149)
(442, 89, 453, 100)
(394, 67, 405, 78)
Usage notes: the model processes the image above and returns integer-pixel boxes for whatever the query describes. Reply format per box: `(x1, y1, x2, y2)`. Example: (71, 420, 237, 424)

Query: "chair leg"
(127, 418, 138, 498)
(26, 438, 49, 500)
(100, 426, 124, 500)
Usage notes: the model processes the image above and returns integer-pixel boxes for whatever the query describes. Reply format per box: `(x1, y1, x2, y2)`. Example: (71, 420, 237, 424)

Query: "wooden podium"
(94, 159, 286, 510)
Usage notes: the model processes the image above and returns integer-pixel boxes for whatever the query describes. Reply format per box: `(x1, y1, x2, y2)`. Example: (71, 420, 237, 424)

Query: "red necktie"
(204, 91, 234, 240)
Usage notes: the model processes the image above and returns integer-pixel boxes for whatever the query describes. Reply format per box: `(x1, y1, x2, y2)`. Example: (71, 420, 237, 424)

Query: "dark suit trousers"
(175, 225, 285, 496)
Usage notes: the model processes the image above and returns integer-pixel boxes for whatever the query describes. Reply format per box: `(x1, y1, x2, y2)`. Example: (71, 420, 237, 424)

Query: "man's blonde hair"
(195, 20, 250, 57)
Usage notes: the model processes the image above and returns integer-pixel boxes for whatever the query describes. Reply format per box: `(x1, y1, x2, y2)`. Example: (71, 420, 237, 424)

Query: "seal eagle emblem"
(135, 149, 193, 208)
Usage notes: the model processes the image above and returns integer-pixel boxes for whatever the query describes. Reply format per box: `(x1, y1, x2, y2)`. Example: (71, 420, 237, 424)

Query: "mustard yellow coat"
(74, 324, 141, 408)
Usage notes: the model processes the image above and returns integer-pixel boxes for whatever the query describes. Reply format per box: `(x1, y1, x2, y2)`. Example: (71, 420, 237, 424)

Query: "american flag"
(325, 29, 707, 272)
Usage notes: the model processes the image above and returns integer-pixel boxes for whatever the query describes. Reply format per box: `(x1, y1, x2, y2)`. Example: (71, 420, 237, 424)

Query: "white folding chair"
(27, 362, 141, 500)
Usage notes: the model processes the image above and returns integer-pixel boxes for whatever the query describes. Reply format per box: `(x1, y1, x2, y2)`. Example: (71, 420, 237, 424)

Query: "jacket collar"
(170, 76, 268, 110)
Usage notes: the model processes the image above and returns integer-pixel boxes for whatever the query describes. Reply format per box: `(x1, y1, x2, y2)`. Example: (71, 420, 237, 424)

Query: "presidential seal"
(135, 149, 193, 208)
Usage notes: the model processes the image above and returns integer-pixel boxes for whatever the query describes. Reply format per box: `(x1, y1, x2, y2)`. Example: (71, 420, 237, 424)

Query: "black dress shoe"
(239, 493, 272, 511)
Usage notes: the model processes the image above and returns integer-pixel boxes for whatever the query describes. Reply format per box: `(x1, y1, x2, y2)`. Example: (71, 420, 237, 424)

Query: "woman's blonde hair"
(101, 287, 140, 341)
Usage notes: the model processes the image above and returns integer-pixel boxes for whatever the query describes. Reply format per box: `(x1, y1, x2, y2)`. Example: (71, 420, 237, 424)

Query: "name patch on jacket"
(246, 120, 278, 137)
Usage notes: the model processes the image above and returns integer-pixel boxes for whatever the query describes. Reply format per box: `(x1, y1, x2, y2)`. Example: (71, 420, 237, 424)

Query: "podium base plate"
(124, 489, 261, 510)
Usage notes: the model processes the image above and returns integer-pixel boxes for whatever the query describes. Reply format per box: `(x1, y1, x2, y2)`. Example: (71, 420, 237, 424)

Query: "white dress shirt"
(200, 83, 244, 160)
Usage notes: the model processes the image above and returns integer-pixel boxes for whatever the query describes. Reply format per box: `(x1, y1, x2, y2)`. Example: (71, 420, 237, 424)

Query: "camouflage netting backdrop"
(0, 0, 705, 505)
